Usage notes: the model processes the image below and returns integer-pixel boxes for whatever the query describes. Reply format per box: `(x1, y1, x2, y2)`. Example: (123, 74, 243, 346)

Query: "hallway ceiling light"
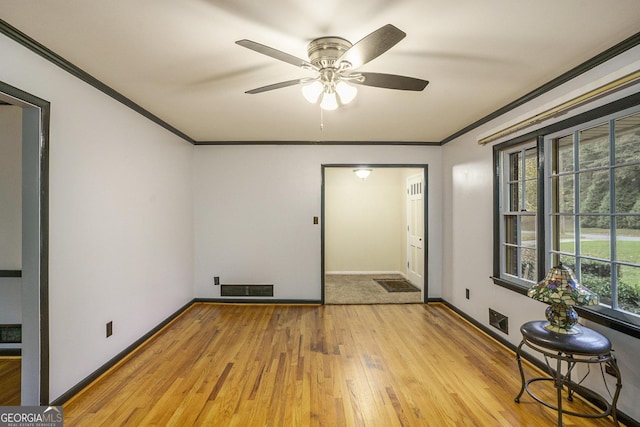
(354, 168, 372, 179)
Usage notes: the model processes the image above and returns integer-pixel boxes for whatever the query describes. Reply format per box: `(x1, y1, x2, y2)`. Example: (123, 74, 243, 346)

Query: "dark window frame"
(496, 140, 540, 286)
(492, 92, 640, 339)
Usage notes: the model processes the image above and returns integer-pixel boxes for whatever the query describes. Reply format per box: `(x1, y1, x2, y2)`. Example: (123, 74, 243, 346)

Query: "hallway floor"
(324, 274, 423, 304)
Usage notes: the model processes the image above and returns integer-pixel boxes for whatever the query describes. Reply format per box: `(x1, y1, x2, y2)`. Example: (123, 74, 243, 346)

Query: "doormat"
(374, 279, 420, 293)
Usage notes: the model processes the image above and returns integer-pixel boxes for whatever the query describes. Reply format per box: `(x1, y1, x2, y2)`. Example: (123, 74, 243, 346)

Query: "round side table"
(514, 320, 622, 427)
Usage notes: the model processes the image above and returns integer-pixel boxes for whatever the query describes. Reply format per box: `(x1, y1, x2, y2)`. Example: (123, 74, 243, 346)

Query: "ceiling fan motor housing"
(307, 37, 352, 69)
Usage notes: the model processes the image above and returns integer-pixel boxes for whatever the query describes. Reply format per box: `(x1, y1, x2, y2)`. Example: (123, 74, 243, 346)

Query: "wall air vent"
(489, 309, 509, 335)
(221, 285, 274, 297)
(0, 324, 22, 343)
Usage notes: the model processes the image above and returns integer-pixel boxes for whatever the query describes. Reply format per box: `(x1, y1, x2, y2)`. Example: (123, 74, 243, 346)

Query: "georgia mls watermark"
(0, 406, 63, 427)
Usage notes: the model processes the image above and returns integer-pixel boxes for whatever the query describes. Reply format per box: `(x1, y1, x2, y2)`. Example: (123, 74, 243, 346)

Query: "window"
(546, 109, 640, 318)
(498, 142, 538, 285)
(493, 99, 640, 335)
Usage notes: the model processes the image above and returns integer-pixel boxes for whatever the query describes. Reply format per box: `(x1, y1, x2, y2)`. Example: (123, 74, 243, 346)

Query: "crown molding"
(0, 18, 196, 144)
(195, 140, 440, 146)
(440, 31, 640, 145)
(3, 17, 638, 148)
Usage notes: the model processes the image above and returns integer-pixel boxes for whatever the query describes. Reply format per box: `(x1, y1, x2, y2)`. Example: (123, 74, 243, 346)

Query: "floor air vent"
(489, 309, 509, 335)
(221, 285, 274, 297)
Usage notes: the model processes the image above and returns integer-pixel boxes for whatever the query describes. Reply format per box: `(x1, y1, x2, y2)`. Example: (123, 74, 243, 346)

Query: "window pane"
(521, 215, 536, 248)
(558, 255, 576, 271)
(554, 135, 574, 173)
(504, 246, 518, 276)
(619, 265, 640, 315)
(614, 164, 640, 214)
(580, 216, 610, 259)
(504, 216, 517, 245)
(521, 248, 536, 282)
(524, 147, 537, 179)
(579, 123, 609, 170)
(508, 182, 520, 212)
(525, 179, 537, 212)
(498, 141, 538, 285)
(580, 259, 612, 306)
(555, 215, 575, 254)
(509, 152, 521, 181)
(552, 175, 574, 213)
(579, 170, 609, 214)
(615, 112, 640, 165)
(615, 222, 640, 264)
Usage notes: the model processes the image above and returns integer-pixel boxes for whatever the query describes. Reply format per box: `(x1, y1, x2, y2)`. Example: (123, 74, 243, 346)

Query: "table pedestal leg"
(554, 353, 563, 427)
(514, 340, 526, 403)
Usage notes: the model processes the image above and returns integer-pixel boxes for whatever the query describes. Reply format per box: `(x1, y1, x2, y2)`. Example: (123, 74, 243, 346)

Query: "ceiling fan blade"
(236, 39, 318, 70)
(337, 24, 406, 69)
(354, 72, 429, 91)
(245, 79, 303, 94)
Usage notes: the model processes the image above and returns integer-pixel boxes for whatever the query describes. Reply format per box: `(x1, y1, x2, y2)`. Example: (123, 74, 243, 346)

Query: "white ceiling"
(1, 0, 639, 143)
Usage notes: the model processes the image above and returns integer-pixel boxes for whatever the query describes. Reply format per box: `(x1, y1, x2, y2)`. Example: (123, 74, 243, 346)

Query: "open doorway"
(322, 165, 428, 304)
(0, 81, 49, 405)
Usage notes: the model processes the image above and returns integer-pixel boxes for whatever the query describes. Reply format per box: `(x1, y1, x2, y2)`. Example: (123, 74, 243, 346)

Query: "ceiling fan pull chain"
(320, 107, 324, 132)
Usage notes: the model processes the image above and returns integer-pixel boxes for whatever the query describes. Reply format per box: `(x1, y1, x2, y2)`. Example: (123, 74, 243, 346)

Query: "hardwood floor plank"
(62, 303, 623, 426)
(0, 356, 20, 406)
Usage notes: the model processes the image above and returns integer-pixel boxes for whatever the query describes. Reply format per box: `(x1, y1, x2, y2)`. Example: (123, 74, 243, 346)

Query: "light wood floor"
(0, 356, 20, 405)
(63, 303, 621, 426)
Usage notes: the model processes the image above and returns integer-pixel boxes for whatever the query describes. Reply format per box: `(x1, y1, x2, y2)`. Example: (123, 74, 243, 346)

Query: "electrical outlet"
(106, 321, 113, 338)
(214, 276, 220, 286)
(465, 288, 470, 299)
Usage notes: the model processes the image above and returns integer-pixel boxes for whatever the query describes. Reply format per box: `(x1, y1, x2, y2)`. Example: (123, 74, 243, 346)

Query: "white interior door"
(406, 173, 424, 288)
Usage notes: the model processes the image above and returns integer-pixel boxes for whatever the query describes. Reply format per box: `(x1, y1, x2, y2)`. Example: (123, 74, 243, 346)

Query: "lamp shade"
(528, 264, 599, 307)
(528, 264, 599, 334)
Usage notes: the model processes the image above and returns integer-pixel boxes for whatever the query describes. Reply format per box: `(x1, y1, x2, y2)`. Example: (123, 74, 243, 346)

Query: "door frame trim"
(0, 80, 50, 404)
(321, 164, 429, 304)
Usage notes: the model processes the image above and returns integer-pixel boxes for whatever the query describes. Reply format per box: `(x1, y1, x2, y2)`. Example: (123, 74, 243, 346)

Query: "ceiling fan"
(236, 24, 429, 110)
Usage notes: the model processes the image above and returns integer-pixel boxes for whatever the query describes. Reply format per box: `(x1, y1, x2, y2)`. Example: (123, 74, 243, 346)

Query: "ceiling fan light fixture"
(302, 80, 324, 103)
(238, 25, 428, 113)
(320, 91, 339, 110)
(335, 81, 357, 104)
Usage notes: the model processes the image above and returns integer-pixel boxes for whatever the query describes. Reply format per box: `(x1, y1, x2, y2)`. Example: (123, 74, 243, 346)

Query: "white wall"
(193, 145, 442, 300)
(441, 45, 640, 420)
(0, 33, 194, 401)
(325, 167, 408, 274)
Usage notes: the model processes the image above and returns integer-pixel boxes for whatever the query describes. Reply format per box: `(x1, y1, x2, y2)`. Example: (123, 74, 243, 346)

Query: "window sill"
(491, 276, 640, 340)
(491, 276, 528, 296)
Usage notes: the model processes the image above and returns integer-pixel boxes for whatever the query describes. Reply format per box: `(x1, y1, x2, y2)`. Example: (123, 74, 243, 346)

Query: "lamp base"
(544, 303, 580, 334)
